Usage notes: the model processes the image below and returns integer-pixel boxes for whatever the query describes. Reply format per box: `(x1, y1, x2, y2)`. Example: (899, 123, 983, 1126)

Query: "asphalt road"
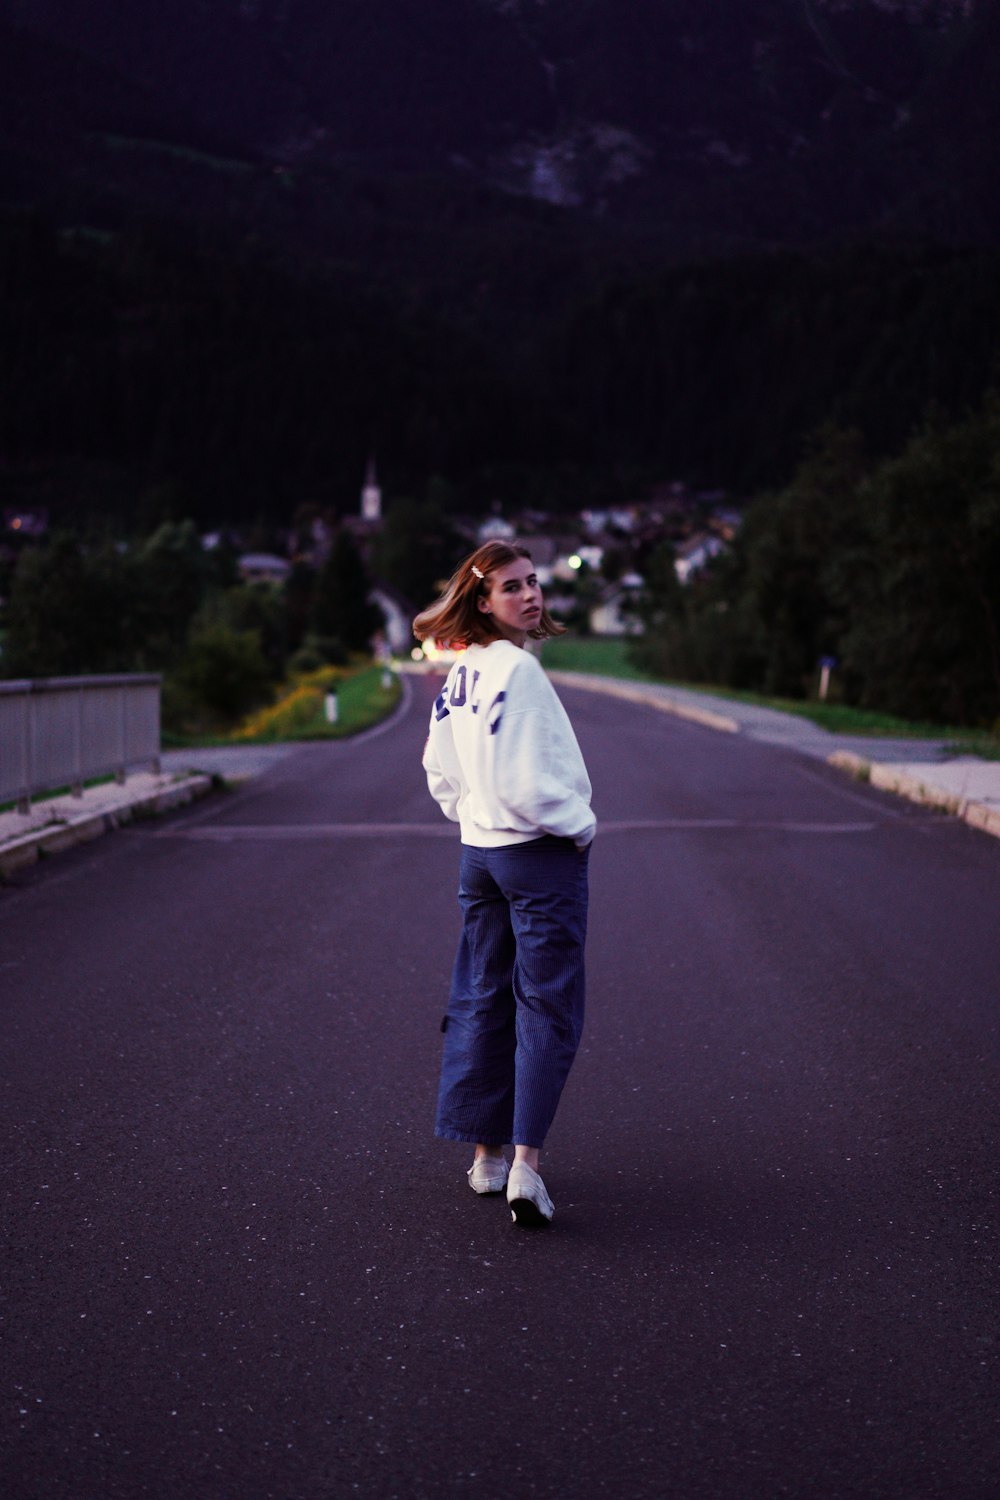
(3, 675, 999, 1500)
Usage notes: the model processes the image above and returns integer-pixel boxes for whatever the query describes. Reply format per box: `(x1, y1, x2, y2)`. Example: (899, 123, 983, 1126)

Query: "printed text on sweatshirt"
(422, 640, 596, 849)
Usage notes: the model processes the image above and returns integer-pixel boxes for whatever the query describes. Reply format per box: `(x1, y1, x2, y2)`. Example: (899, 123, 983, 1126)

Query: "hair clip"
(471, 565, 484, 579)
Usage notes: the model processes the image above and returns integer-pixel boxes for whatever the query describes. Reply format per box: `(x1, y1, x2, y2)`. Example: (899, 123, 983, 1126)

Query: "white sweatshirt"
(422, 640, 596, 849)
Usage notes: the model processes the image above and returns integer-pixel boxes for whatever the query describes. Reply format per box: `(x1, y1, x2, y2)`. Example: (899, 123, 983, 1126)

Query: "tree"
(832, 402, 1000, 725)
(3, 533, 135, 677)
(164, 619, 273, 732)
(373, 496, 462, 608)
(130, 520, 209, 670)
(628, 406, 1000, 728)
(217, 582, 288, 678)
(311, 528, 383, 654)
(736, 425, 869, 697)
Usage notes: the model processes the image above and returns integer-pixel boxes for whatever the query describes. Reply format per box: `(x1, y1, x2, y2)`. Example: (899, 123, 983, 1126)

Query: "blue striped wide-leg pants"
(435, 835, 590, 1150)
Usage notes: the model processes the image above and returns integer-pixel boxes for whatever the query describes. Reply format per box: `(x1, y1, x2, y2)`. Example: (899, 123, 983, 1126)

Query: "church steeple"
(361, 456, 382, 522)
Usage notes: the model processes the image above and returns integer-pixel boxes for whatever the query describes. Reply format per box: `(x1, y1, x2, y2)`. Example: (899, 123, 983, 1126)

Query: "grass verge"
(540, 636, 654, 682)
(946, 738, 1000, 761)
(540, 635, 999, 748)
(229, 665, 400, 744)
(1, 773, 118, 816)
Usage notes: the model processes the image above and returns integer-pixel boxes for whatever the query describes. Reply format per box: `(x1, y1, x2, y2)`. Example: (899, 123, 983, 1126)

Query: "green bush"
(164, 621, 273, 732)
(632, 408, 1000, 729)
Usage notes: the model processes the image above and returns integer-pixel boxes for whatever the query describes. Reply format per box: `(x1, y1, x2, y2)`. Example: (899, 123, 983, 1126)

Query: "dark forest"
(3, 208, 1000, 526)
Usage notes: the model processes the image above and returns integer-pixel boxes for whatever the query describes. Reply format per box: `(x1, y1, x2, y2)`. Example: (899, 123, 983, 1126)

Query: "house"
(588, 573, 645, 637)
(238, 552, 292, 585)
(674, 533, 724, 585)
(477, 515, 516, 545)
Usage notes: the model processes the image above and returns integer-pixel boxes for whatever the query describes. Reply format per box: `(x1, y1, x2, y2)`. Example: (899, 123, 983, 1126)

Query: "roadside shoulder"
(0, 772, 213, 877)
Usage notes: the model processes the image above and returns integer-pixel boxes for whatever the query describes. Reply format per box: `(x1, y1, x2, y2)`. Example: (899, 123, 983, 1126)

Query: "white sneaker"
(506, 1162, 554, 1226)
(467, 1155, 510, 1195)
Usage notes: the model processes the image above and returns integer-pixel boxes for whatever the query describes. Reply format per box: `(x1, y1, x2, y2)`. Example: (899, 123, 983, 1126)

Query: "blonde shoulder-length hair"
(412, 540, 566, 649)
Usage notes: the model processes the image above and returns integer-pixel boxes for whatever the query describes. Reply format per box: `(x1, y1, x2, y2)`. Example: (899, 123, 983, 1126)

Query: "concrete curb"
(0, 774, 213, 877)
(827, 750, 876, 783)
(828, 750, 1000, 841)
(548, 670, 741, 735)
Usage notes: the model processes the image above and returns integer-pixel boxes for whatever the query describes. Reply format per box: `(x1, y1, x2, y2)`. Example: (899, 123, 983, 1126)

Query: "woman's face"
(478, 558, 542, 646)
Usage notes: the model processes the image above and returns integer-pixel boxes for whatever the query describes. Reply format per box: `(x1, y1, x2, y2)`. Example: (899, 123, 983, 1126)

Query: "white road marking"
(159, 818, 878, 841)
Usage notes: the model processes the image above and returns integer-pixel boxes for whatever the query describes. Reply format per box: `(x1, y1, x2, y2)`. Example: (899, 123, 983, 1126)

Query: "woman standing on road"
(414, 541, 596, 1227)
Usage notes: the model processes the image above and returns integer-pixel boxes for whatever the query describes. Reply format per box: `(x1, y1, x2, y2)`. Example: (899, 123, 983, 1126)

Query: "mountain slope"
(2, 0, 997, 252)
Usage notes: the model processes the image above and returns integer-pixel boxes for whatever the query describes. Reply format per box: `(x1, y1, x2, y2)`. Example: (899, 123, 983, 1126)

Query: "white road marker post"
(818, 655, 837, 702)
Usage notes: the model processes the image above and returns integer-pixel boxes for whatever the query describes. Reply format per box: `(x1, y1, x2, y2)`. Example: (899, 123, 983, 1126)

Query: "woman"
(414, 541, 596, 1227)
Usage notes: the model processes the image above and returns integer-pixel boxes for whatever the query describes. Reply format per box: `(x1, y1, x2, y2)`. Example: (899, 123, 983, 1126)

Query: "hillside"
(2, 1, 999, 528)
(2, 0, 999, 271)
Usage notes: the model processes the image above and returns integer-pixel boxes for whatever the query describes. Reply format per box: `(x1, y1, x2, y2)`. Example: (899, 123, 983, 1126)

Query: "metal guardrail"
(0, 675, 161, 812)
